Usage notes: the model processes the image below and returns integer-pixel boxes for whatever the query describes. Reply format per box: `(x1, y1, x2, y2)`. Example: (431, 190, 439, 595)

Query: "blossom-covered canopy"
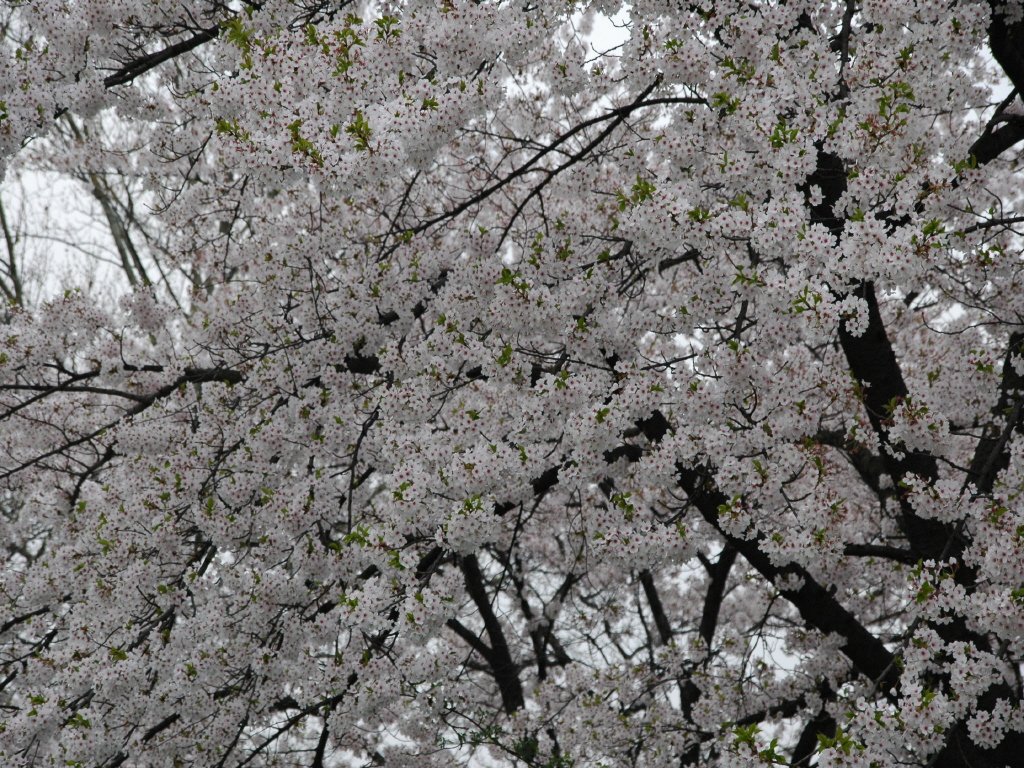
(3, 1, 1024, 766)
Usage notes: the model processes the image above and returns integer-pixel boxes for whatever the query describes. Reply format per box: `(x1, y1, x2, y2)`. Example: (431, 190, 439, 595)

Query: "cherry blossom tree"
(4, 0, 1024, 766)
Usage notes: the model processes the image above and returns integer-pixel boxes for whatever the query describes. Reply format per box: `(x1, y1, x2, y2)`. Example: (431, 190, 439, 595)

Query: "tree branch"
(842, 544, 916, 564)
(968, 331, 1024, 494)
(677, 463, 900, 696)
(988, 2, 1024, 94)
(446, 617, 494, 663)
(638, 570, 673, 646)
(697, 544, 736, 648)
(459, 554, 524, 713)
(103, 26, 220, 88)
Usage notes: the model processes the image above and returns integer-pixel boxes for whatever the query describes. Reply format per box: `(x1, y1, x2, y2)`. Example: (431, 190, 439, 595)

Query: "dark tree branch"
(103, 26, 220, 88)
(790, 683, 836, 767)
(0, 605, 50, 636)
(697, 544, 736, 648)
(459, 554, 524, 713)
(446, 617, 494, 663)
(101, 713, 182, 767)
(968, 331, 1024, 494)
(969, 115, 1024, 166)
(806, 139, 955, 563)
(638, 570, 673, 645)
(838, 284, 958, 560)
(677, 464, 900, 696)
(311, 722, 330, 768)
(411, 80, 698, 236)
(842, 544, 916, 564)
(988, 2, 1024, 94)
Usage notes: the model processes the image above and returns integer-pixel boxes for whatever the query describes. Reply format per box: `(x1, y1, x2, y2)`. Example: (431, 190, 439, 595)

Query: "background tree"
(3, 0, 1024, 766)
